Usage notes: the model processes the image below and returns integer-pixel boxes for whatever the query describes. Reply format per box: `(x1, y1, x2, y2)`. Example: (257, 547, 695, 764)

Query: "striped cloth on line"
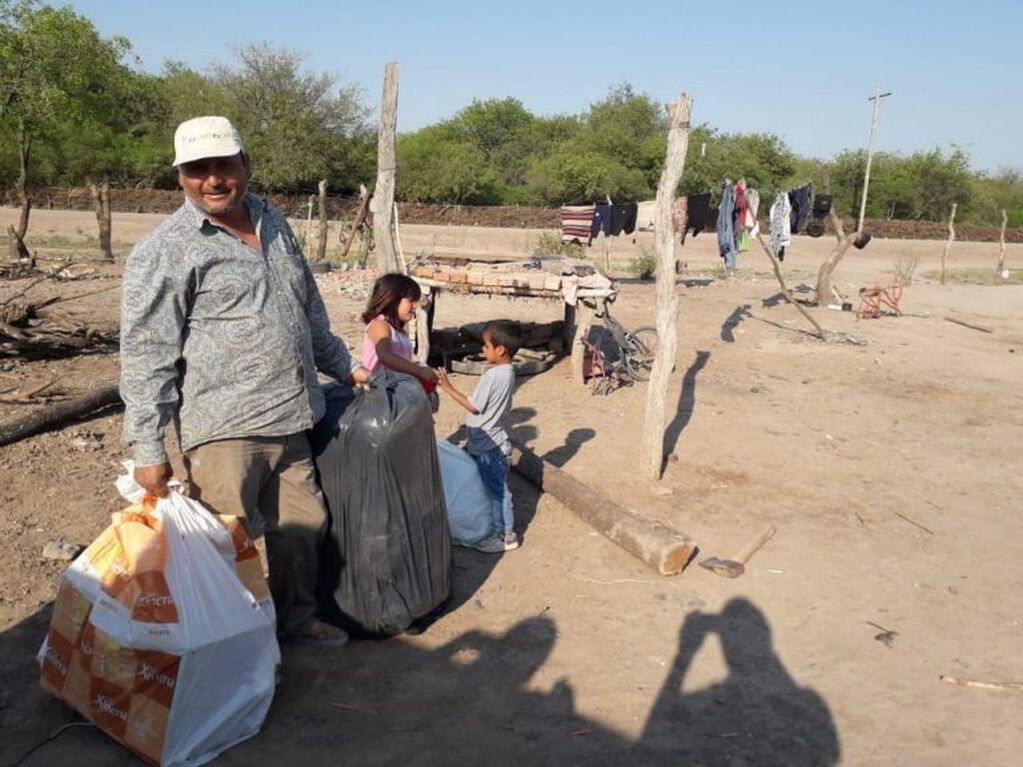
(561, 205, 596, 245)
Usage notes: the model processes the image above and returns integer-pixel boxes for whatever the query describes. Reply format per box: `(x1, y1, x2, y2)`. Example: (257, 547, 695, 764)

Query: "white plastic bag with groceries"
(37, 463, 279, 766)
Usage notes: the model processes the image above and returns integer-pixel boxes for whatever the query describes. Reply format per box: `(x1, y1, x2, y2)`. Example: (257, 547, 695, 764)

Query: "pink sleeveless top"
(361, 315, 414, 373)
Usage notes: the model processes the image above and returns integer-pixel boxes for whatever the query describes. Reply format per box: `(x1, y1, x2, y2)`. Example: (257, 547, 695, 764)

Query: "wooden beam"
(372, 62, 400, 273)
(509, 440, 696, 575)
(641, 92, 692, 480)
(0, 384, 121, 447)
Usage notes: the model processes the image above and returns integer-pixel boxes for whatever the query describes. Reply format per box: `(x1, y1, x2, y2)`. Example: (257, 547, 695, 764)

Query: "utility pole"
(857, 89, 892, 233)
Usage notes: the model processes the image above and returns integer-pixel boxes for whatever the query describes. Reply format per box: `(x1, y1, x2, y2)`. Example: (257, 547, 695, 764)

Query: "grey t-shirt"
(465, 364, 516, 455)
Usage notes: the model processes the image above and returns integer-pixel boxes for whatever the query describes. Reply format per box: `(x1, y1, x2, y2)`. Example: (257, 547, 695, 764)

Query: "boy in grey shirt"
(436, 320, 522, 553)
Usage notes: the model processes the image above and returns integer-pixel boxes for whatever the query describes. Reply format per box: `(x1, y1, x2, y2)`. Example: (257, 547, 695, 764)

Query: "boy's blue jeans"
(473, 445, 514, 537)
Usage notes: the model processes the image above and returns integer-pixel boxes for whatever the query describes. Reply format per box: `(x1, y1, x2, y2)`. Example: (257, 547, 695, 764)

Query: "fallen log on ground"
(509, 440, 697, 575)
(944, 316, 993, 334)
(0, 384, 121, 447)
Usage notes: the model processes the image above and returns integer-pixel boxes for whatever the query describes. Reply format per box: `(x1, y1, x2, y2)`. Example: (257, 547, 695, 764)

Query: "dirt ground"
(2, 207, 1022, 766)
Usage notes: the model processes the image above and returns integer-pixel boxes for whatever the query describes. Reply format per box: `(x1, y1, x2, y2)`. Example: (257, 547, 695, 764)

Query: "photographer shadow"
(640, 597, 840, 765)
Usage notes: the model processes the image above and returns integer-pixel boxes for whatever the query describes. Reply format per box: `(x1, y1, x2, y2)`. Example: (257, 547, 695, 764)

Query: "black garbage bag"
(309, 372, 452, 636)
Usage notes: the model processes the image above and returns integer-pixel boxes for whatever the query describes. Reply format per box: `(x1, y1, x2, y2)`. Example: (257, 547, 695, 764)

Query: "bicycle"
(583, 298, 659, 395)
(594, 297, 659, 382)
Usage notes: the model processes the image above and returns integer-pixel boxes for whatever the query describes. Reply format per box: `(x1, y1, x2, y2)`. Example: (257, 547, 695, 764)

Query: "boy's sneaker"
(472, 533, 519, 554)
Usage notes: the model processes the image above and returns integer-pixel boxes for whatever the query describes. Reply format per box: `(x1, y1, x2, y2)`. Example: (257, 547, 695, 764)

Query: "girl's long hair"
(362, 272, 422, 328)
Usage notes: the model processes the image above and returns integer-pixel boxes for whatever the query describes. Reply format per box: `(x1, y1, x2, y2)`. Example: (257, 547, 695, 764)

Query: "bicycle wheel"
(622, 326, 659, 381)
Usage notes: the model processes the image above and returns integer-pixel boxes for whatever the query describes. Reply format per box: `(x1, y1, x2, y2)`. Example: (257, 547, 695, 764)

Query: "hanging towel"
(561, 205, 596, 245)
(684, 193, 711, 239)
(769, 192, 792, 257)
(635, 200, 658, 232)
(745, 188, 760, 237)
(788, 184, 812, 234)
(590, 203, 612, 239)
(717, 184, 736, 268)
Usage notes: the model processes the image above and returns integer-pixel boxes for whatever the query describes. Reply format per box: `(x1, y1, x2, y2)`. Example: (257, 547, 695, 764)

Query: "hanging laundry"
(733, 183, 748, 252)
(610, 202, 638, 236)
(805, 194, 832, 238)
(788, 184, 812, 234)
(684, 192, 711, 240)
(635, 200, 658, 232)
(591, 203, 612, 239)
(769, 192, 792, 261)
(717, 183, 736, 268)
(745, 188, 761, 237)
(561, 204, 596, 245)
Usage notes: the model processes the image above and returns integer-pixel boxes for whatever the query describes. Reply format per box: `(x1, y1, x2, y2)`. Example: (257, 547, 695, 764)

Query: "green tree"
(397, 125, 499, 204)
(0, 0, 134, 239)
(212, 43, 372, 192)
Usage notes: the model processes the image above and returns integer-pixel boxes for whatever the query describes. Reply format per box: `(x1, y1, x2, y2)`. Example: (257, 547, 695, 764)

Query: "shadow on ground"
(2, 596, 840, 765)
(721, 304, 753, 342)
(663, 350, 711, 461)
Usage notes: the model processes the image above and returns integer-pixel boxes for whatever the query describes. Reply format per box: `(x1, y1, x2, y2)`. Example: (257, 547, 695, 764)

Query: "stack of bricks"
(411, 264, 563, 294)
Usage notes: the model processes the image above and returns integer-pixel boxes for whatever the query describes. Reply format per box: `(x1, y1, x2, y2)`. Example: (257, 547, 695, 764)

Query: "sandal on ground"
(291, 619, 349, 648)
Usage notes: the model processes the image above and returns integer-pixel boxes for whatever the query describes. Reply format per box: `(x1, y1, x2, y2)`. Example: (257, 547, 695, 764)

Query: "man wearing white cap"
(120, 116, 353, 646)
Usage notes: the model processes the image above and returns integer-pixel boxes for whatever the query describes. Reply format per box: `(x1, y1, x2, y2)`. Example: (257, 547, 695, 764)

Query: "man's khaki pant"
(184, 433, 326, 638)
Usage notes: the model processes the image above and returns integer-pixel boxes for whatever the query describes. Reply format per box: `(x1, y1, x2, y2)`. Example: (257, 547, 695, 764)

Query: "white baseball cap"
(172, 116, 244, 167)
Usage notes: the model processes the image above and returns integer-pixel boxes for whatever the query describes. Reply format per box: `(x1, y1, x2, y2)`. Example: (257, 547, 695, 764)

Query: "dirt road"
(2, 208, 1022, 765)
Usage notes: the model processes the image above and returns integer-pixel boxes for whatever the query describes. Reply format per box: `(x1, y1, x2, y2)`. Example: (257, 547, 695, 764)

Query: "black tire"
(622, 326, 658, 381)
(449, 351, 556, 377)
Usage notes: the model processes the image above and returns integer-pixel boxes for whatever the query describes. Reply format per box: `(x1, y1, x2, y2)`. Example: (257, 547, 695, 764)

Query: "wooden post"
(302, 194, 314, 252)
(90, 181, 113, 262)
(340, 184, 371, 258)
(641, 93, 693, 480)
(815, 205, 856, 305)
(372, 61, 400, 273)
(413, 303, 430, 363)
(996, 209, 1008, 280)
(570, 300, 593, 385)
(940, 202, 957, 285)
(315, 179, 328, 262)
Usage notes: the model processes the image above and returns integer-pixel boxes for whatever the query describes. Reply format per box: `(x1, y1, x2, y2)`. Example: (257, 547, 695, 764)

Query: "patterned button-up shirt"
(120, 192, 354, 466)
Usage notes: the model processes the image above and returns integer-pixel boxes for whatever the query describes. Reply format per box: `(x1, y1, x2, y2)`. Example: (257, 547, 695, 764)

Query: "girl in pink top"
(361, 273, 438, 386)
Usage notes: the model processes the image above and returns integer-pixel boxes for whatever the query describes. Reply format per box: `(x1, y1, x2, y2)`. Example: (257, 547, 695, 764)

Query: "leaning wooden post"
(756, 233, 827, 340)
(340, 184, 371, 258)
(996, 209, 1008, 280)
(315, 179, 328, 262)
(372, 61, 401, 272)
(89, 181, 113, 262)
(940, 202, 957, 285)
(640, 93, 693, 480)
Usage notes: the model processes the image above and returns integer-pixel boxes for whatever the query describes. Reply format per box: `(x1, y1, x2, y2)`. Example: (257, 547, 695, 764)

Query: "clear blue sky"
(68, 0, 1021, 172)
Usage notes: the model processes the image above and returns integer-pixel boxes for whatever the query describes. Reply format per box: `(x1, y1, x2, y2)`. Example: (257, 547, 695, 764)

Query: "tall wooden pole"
(940, 202, 957, 285)
(996, 209, 1008, 280)
(315, 179, 328, 262)
(89, 180, 113, 262)
(857, 89, 892, 233)
(641, 93, 693, 480)
(372, 61, 400, 273)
